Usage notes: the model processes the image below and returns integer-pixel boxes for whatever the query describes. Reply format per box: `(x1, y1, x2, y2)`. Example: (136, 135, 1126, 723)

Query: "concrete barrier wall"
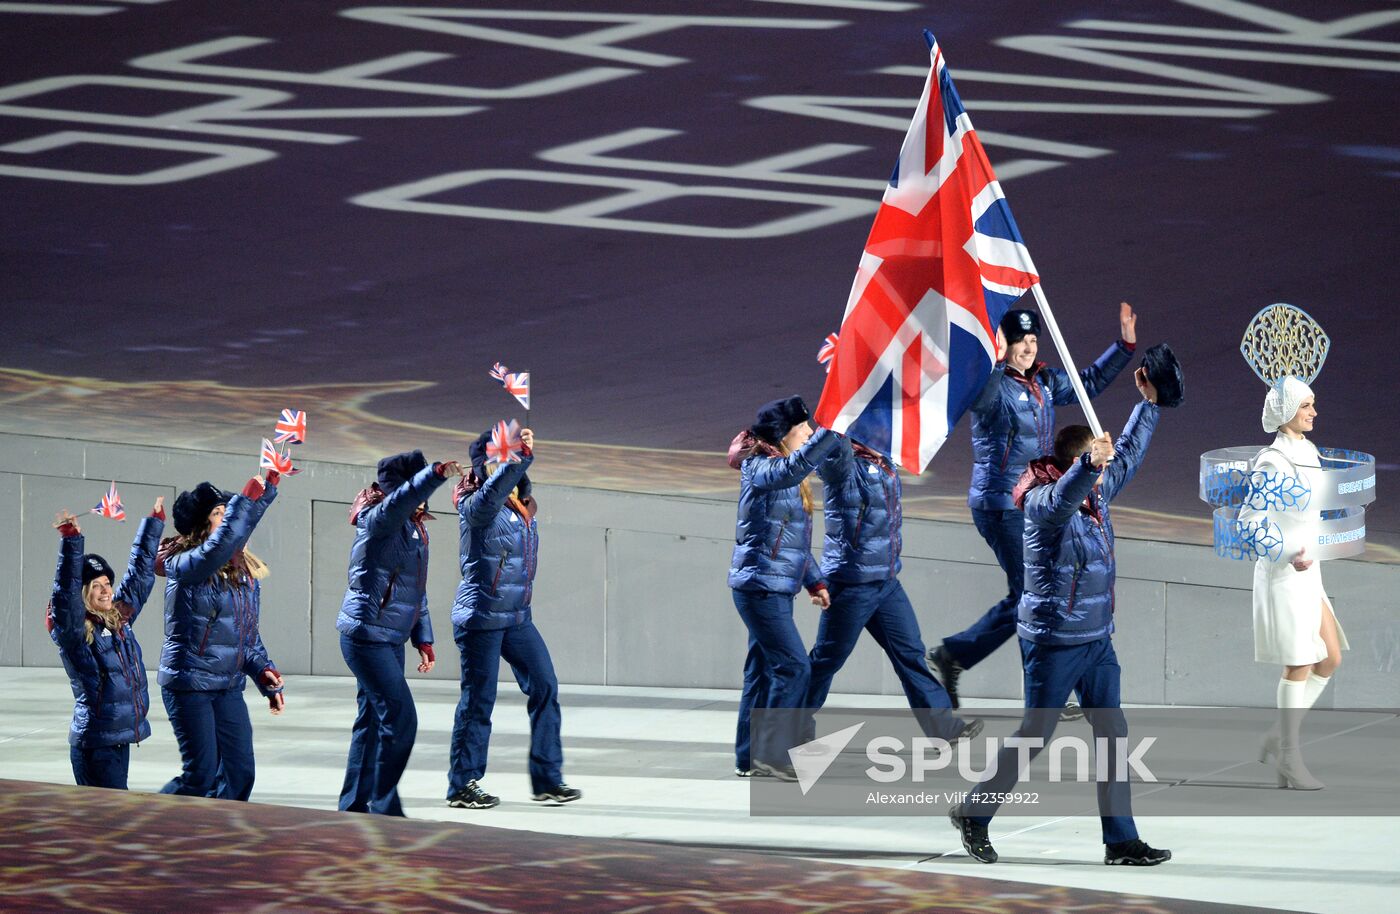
(2, 432, 1395, 708)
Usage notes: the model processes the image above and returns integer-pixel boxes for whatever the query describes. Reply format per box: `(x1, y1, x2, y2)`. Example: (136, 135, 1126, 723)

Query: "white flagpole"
(1030, 283, 1105, 439)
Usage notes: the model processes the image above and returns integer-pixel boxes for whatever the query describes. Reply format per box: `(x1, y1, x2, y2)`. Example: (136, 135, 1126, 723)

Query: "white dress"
(1242, 434, 1350, 665)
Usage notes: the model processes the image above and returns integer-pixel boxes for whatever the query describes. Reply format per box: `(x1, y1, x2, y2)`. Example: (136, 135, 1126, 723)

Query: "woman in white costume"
(1240, 377, 1348, 789)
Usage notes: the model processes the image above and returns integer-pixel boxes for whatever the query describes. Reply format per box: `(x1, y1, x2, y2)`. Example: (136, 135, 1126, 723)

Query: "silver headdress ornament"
(1239, 303, 1330, 388)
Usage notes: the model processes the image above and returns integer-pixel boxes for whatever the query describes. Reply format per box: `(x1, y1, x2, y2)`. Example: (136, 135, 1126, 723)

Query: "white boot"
(1275, 678, 1324, 790)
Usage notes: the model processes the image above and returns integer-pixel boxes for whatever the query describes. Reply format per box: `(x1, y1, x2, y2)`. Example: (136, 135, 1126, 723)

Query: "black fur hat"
(752, 395, 811, 445)
(172, 482, 232, 536)
(1142, 342, 1186, 408)
(999, 309, 1041, 344)
(377, 450, 427, 491)
(81, 554, 115, 588)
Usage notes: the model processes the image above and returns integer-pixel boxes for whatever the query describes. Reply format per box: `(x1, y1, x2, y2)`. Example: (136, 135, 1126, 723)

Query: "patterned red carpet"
(1, 779, 1295, 914)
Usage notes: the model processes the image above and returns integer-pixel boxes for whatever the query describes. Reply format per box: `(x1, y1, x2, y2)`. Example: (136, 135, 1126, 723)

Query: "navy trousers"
(805, 578, 965, 741)
(942, 508, 1025, 669)
(448, 620, 563, 796)
(733, 588, 811, 770)
(160, 686, 255, 801)
(339, 634, 417, 816)
(70, 743, 130, 790)
(966, 637, 1138, 844)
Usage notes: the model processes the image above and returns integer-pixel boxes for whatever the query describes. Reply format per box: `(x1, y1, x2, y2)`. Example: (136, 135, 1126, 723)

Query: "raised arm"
(360, 464, 450, 538)
(1100, 400, 1161, 503)
(113, 508, 165, 622)
(164, 478, 277, 582)
(815, 432, 854, 488)
(970, 363, 1007, 414)
(465, 453, 534, 528)
(749, 427, 838, 492)
(49, 518, 86, 645)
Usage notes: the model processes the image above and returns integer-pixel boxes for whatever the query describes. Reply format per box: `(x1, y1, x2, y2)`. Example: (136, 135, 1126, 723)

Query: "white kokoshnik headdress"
(1199, 304, 1374, 562)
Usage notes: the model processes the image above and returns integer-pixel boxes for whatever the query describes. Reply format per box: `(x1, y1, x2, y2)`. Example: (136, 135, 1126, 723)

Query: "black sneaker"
(948, 803, 997, 863)
(532, 784, 583, 804)
(1061, 701, 1085, 722)
(1105, 839, 1172, 866)
(927, 645, 964, 709)
(750, 760, 799, 782)
(447, 779, 499, 809)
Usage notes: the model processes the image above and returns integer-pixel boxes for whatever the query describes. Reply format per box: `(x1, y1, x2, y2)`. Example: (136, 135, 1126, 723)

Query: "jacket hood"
(1012, 457, 1064, 510)
(728, 430, 781, 469)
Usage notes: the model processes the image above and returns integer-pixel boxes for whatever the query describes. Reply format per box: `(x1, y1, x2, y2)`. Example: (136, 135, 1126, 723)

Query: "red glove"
(259, 667, 284, 694)
(58, 523, 80, 538)
(414, 643, 435, 664)
(265, 470, 281, 488)
(242, 476, 265, 499)
(152, 508, 166, 521)
(520, 445, 533, 459)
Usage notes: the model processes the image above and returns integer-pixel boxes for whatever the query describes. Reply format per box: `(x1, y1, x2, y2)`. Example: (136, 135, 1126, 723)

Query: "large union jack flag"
(814, 31, 1040, 473)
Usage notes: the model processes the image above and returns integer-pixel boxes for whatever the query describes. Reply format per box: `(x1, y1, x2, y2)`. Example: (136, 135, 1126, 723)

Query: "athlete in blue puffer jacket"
(157, 473, 284, 802)
(728, 395, 838, 780)
(952, 373, 1171, 869)
(803, 437, 975, 743)
(446, 427, 578, 810)
(337, 449, 462, 816)
(1016, 399, 1159, 645)
(930, 304, 1138, 706)
(48, 498, 164, 789)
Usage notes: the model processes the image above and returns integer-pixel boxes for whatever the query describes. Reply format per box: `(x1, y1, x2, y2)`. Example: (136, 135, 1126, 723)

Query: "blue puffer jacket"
(1016, 401, 1159, 645)
(49, 517, 162, 748)
(158, 482, 279, 693)
(817, 436, 902, 583)
(337, 464, 446, 645)
(968, 340, 1133, 511)
(452, 454, 537, 631)
(728, 427, 838, 595)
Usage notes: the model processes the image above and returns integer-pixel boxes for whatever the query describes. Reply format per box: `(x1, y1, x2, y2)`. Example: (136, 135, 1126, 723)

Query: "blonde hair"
(80, 582, 126, 646)
(777, 441, 815, 514)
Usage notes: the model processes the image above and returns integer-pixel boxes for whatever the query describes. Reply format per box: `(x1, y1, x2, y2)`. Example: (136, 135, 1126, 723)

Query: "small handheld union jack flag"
(485, 419, 524, 464)
(489, 362, 509, 384)
(259, 439, 300, 476)
(503, 371, 530, 410)
(91, 481, 126, 522)
(273, 409, 307, 445)
(817, 332, 839, 374)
